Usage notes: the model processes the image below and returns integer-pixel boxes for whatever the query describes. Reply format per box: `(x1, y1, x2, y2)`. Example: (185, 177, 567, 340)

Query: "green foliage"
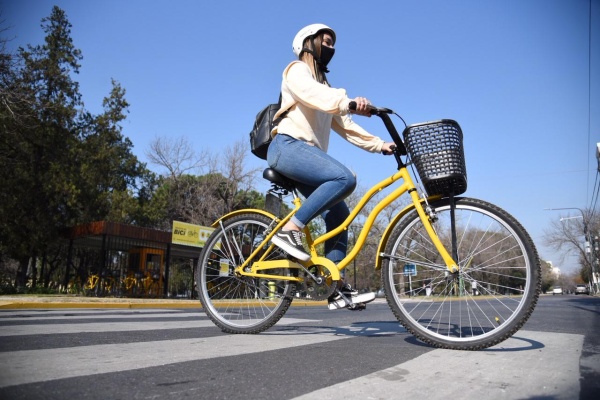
(0, 282, 18, 295)
(0, 7, 153, 287)
(1, 6, 85, 273)
(0, 6, 270, 289)
(75, 80, 151, 224)
(540, 260, 556, 293)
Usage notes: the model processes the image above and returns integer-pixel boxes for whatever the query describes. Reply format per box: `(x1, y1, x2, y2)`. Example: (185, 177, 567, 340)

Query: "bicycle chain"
(292, 270, 338, 301)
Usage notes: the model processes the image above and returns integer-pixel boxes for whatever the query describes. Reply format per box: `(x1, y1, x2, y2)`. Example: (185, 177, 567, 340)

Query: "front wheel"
(381, 197, 541, 350)
(196, 213, 296, 334)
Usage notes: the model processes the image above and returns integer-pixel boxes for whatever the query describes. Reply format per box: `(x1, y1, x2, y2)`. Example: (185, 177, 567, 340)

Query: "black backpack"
(249, 94, 287, 160)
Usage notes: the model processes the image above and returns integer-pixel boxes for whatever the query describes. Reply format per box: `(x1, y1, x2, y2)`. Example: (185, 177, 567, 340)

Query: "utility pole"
(596, 142, 599, 171)
(594, 235, 599, 293)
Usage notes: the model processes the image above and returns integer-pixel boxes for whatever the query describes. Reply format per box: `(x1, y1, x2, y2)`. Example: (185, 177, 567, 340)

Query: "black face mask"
(319, 45, 335, 68)
(302, 45, 335, 73)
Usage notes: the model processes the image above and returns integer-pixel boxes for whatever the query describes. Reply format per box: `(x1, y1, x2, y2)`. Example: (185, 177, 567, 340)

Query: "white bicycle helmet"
(292, 23, 336, 57)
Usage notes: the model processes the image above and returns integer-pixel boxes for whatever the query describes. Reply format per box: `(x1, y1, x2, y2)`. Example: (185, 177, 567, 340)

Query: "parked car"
(575, 284, 589, 295)
(552, 286, 563, 295)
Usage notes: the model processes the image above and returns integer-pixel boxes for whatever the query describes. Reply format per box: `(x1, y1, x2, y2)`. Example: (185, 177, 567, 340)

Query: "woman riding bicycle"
(268, 23, 395, 309)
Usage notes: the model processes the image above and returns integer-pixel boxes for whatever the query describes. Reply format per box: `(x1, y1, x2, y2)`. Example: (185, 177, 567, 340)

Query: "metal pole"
(351, 225, 357, 288)
(594, 235, 599, 293)
(163, 243, 171, 299)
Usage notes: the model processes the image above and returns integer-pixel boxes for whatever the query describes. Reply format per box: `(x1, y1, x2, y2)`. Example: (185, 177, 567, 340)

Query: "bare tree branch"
(543, 208, 599, 277)
(145, 136, 210, 179)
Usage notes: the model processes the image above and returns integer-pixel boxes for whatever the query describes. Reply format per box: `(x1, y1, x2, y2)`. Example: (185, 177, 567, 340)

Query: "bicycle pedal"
(347, 303, 366, 311)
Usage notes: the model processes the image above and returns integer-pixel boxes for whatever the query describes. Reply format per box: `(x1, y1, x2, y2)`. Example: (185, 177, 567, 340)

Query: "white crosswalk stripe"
(291, 330, 583, 400)
(0, 316, 317, 336)
(0, 311, 203, 321)
(0, 308, 586, 400)
(0, 327, 348, 387)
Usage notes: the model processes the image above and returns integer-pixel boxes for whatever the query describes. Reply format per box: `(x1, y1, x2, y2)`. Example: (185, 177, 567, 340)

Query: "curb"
(0, 301, 202, 310)
(0, 296, 330, 310)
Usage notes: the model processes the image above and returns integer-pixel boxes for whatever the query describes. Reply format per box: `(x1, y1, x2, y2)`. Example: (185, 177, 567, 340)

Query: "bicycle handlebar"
(349, 101, 407, 156)
(348, 101, 393, 116)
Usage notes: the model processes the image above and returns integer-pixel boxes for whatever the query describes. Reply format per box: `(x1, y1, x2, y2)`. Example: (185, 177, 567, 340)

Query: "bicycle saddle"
(263, 168, 296, 192)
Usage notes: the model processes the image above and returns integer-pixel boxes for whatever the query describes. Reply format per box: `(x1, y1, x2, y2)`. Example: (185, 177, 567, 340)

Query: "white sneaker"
(328, 284, 375, 310)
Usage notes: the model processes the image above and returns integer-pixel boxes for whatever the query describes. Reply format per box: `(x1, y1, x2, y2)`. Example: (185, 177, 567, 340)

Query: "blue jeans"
(267, 134, 356, 263)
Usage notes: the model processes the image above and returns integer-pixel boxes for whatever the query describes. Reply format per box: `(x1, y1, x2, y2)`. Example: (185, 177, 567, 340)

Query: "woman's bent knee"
(339, 170, 357, 197)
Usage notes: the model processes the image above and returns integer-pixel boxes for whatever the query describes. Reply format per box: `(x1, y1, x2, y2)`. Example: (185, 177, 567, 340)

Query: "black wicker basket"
(402, 119, 467, 197)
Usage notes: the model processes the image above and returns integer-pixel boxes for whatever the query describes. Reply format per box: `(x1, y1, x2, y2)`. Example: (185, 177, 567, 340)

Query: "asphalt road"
(0, 295, 598, 400)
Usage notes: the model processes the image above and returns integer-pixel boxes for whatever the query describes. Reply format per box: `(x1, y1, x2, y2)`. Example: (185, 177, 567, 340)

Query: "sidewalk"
(0, 295, 201, 309)
(0, 295, 331, 309)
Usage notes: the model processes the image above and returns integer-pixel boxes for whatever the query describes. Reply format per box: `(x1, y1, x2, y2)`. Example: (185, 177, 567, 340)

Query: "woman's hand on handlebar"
(381, 142, 395, 155)
(350, 97, 373, 117)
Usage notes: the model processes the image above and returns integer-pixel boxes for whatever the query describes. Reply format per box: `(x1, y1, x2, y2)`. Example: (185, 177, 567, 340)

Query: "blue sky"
(3, 0, 599, 274)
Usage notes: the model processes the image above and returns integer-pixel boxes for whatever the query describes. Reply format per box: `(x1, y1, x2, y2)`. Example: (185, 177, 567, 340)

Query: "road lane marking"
(290, 330, 584, 400)
(0, 317, 318, 337)
(0, 323, 342, 388)
(0, 312, 203, 322)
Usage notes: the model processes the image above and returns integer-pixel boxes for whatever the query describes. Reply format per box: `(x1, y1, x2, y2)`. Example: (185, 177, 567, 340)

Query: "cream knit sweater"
(273, 61, 385, 153)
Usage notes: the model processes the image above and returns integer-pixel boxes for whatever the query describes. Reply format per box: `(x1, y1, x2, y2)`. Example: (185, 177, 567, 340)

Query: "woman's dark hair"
(299, 33, 329, 86)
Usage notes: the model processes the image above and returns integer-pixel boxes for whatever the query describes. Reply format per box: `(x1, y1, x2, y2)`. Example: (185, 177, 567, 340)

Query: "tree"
(0, 14, 31, 125)
(543, 208, 599, 284)
(146, 135, 209, 179)
(0, 7, 152, 289)
(217, 140, 262, 213)
(0, 6, 84, 287)
(145, 136, 262, 228)
(76, 80, 152, 224)
(540, 260, 556, 293)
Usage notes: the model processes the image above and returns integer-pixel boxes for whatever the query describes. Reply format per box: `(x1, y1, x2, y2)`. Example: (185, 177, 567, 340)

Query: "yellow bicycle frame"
(211, 164, 459, 283)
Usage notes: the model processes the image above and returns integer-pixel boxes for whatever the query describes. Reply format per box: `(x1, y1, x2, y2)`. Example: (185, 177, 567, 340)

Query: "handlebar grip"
(348, 101, 378, 115)
(348, 100, 407, 156)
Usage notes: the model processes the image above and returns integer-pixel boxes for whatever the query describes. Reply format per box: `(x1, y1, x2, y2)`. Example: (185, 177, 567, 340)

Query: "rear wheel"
(382, 197, 541, 350)
(196, 213, 296, 333)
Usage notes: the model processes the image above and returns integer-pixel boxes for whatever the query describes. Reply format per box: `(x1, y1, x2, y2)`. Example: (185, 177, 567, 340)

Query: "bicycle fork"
(402, 177, 459, 274)
(448, 194, 459, 264)
(381, 201, 459, 274)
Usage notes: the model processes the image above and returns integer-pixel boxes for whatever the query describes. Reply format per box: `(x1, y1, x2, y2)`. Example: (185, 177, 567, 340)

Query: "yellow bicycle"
(196, 104, 541, 350)
(83, 274, 100, 296)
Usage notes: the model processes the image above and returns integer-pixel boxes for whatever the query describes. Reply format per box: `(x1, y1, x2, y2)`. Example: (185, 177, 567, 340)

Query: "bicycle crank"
(297, 265, 337, 301)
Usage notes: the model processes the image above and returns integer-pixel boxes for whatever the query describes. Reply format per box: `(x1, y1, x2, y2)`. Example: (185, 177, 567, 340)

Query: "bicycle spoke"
(383, 197, 540, 349)
(197, 213, 295, 333)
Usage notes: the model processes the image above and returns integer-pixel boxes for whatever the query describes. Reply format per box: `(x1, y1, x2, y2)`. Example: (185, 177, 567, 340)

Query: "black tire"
(196, 213, 296, 333)
(381, 197, 541, 350)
